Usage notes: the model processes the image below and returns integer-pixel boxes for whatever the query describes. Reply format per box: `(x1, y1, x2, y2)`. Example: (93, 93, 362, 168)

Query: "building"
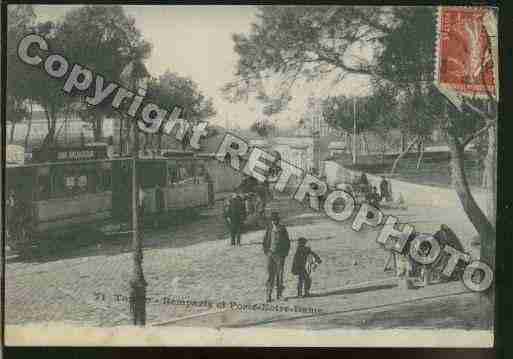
(328, 141, 347, 157)
(249, 136, 315, 173)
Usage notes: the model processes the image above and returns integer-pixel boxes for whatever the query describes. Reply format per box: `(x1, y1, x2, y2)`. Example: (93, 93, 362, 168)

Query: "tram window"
(102, 162, 112, 190)
(167, 161, 178, 185)
(48, 164, 99, 198)
(96, 162, 112, 192)
(175, 160, 200, 184)
(197, 162, 209, 183)
(37, 169, 50, 201)
(51, 168, 68, 198)
(102, 170, 112, 190)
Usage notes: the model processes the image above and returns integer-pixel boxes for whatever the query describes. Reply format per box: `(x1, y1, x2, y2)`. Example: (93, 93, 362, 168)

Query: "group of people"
(356, 173, 393, 207)
(262, 211, 322, 302)
(223, 198, 323, 301)
(384, 224, 467, 287)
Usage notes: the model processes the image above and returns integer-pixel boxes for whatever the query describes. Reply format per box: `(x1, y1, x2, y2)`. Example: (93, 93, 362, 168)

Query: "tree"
(226, 6, 497, 271)
(6, 5, 36, 144)
(145, 71, 216, 151)
(58, 5, 152, 141)
(375, 7, 497, 269)
(250, 119, 276, 138)
(321, 84, 404, 167)
(27, 21, 71, 149)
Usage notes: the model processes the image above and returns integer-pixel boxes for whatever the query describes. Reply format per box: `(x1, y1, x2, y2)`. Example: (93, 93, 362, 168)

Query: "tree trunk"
(400, 130, 407, 152)
(24, 102, 33, 148)
(447, 135, 495, 269)
(9, 122, 16, 143)
(24, 117, 32, 148)
(481, 159, 488, 188)
(483, 124, 496, 228)
(93, 116, 103, 142)
(43, 108, 56, 149)
(158, 132, 163, 153)
(390, 136, 419, 176)
(416, 140, 424, 169)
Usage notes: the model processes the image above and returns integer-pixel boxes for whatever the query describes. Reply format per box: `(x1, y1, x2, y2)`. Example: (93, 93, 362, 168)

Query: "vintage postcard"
(3, 4, 498, 346)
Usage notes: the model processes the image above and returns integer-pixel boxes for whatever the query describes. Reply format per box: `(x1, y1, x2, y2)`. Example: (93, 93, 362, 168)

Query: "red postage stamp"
(435, 7, 496, 98)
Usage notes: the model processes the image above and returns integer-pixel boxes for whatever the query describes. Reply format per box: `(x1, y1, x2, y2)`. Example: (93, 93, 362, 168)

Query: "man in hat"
(262, 211, 291, 302)
(225, 188, 246, 246)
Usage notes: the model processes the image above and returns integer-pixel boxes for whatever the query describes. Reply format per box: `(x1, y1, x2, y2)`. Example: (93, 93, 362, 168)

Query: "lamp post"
(129, 79, 148, 326)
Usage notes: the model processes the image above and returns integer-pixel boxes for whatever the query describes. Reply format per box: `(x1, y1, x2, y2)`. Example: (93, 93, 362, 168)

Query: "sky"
(33, 5, 371, 129)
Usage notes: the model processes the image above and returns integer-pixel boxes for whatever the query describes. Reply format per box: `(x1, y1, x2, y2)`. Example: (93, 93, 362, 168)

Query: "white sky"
(33, 5, 371, 129)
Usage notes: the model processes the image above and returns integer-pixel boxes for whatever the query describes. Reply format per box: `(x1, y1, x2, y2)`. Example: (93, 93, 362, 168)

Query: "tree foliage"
(144, 71, 216, 150)
(227, 6, 497, 264)
(6, 5, 36, 141)
(223, 6, 390, 106)
(58, 5, 152, 140)
(146, 71, 216, 123)
(250, 119, 276, 138)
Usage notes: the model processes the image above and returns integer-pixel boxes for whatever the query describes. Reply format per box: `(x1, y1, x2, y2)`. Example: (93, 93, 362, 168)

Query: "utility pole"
(352, 97, 357, 165)
(129, 86, 147, 326)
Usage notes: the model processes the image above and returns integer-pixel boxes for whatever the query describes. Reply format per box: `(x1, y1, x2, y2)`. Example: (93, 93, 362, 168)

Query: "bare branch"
(463, 101, 495, 122)
(461, 120, 494, 149)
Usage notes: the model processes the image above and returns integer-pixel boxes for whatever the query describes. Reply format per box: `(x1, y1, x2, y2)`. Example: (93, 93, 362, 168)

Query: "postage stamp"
(435, 6, 497, 98)
(3, 5, 498, 347)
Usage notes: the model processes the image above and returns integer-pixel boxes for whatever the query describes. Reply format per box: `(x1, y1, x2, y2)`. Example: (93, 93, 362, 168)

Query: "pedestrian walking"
(262, 212, 291, 302)
(380, 176, 392, 202)
(291, 237, 322, 297)
(225, 189, 246, 246)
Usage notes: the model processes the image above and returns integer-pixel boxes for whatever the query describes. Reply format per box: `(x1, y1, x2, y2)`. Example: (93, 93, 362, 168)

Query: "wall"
(249, 136, 315, 172)
(203, 157, 243, 195)
(323, 160, 487, 210)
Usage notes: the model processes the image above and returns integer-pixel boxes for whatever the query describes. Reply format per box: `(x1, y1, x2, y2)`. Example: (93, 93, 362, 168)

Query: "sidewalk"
(161, 279, 489, 331)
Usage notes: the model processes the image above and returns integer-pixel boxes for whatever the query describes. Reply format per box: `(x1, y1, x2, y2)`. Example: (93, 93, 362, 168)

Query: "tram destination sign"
(32, 146, 108, 163)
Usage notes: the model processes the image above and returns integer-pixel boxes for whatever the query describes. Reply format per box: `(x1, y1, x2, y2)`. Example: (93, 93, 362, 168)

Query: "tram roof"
(6, 156, 132, 169)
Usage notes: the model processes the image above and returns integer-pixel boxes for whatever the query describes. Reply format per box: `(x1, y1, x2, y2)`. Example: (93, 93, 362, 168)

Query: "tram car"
(5, 146, 212, 252)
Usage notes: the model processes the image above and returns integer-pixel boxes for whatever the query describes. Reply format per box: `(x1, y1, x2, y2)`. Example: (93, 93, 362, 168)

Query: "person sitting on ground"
(291, 237, 322, 298)
(434, 224, 465, 252)
(433, 224, 466, 281)
(366, 186, 381, 207)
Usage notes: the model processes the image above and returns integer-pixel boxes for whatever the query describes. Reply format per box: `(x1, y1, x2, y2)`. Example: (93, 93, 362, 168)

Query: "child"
(291, 237, 322, 297)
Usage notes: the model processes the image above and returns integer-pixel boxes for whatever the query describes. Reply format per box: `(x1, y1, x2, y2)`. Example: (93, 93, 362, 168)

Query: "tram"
(5, 145, 212, 252)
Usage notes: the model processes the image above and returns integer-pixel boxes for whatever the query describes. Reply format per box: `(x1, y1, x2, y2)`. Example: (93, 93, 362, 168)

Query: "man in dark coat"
(263, 212, 291, 302)
(225, 189, 246, 246)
